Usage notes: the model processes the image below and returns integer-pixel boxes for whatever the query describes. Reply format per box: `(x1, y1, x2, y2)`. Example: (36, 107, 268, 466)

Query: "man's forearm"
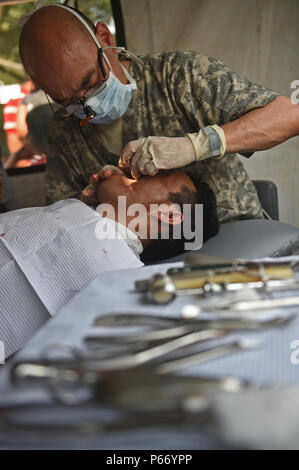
(118, 96, 299, 178)
(222, 96, 299, 154)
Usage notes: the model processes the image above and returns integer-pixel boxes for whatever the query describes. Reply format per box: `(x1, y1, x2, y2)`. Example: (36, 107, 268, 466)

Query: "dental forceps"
(10, 306, 269, 406)
(11, 304, 293, 402)
(90, 309, 297, 340)
(79, 307, 296, 364)
(11, 337, 257, 407)
(11, 329, 228, 380)
(82, 307, 290, 366)
(11, 321, 259, 393)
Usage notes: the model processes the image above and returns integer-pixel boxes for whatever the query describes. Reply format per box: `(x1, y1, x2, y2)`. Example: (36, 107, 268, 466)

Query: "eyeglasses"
(62, 79, 107, 117)
(48, 48, 108, 117)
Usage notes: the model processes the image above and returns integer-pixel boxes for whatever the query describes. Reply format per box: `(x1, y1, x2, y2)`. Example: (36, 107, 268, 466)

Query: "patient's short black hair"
(140, 175, 219, 263)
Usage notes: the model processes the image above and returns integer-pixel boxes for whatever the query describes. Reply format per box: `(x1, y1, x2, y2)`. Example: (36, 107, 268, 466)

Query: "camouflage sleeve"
(45, 115, 86, 204)
(173, 51, 280, 126)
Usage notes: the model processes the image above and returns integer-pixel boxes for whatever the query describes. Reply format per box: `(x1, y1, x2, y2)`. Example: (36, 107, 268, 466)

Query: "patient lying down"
(0, 167, 218, 358)
(80, 165, 219, 262)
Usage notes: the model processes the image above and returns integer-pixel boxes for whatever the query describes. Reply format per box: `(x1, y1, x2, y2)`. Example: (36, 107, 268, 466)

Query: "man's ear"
(95, 21, 116, 50)
(151, 204, 183, 226)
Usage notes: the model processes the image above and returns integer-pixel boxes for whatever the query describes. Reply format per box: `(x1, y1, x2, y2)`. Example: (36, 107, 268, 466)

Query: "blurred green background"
(0, 0, 113, 156)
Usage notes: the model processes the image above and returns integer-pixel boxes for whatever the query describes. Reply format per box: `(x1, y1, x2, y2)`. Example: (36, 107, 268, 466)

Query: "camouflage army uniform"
(46, 50, 279, 222)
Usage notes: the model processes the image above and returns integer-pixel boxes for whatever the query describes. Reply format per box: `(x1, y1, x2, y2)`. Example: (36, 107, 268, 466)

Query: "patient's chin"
(80, 191, 99, 208)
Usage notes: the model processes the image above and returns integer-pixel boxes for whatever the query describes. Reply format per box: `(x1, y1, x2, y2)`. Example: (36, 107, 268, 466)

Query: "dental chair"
(160, 180, 299, 263)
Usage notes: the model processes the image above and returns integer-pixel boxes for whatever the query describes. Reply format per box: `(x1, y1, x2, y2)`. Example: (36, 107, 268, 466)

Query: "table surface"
(0, 262, 299, 449)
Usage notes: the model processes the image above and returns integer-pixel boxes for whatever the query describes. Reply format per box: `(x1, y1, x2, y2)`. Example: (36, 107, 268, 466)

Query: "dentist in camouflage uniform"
(19, 4, 298, 223)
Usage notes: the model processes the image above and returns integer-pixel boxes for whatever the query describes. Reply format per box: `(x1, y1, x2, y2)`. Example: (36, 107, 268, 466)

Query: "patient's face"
(96, 167, 196, 209)
(93, 167, 197, 241)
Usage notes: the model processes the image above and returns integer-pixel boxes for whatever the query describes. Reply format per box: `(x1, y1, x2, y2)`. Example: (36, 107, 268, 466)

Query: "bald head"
(19, 5, 114, 103)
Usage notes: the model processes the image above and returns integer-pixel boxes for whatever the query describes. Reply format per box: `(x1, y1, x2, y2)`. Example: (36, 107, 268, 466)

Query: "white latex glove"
(119, 136, 196, 179)
(118, 125, 226, 179)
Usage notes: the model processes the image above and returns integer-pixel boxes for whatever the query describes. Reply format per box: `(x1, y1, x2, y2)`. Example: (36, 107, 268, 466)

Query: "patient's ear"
(152, 203, 183, 226)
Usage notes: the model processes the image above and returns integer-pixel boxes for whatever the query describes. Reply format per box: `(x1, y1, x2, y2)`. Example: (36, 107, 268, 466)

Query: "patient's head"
(82, 166, 219, 261)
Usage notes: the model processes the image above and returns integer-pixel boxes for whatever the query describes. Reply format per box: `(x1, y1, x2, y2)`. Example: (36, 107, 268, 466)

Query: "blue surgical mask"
(53, 5, 141, 125)
(74, 60, 137, 125)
